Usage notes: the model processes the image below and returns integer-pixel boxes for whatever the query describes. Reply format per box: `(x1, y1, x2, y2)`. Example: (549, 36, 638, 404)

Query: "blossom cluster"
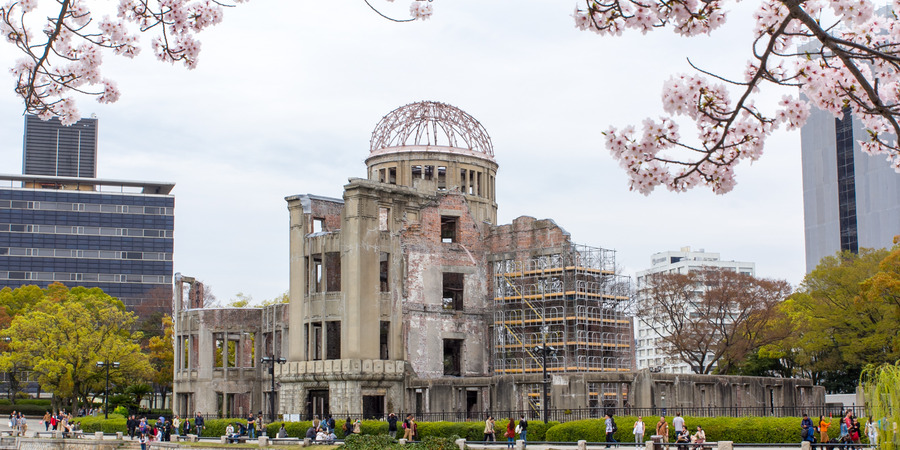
(575, 0, 900, 194)
(1, 0, 246, 125)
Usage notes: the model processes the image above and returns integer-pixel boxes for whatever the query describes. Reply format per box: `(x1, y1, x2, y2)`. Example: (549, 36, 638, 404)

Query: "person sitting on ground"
(326, 430, 337, 443)
(306, 426, 317, 440)
(316, 429, 328, 442)
(277, 424, 287, 439)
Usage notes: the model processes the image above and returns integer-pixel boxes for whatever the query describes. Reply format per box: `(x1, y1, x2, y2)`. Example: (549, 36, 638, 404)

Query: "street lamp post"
(533, 343, 556, 424)
(96, 361, 120, 419)
(260, 356, 286, 423)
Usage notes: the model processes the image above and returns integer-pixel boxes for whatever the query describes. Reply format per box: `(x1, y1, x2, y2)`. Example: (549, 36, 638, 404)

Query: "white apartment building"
(634, 247, 756, 374)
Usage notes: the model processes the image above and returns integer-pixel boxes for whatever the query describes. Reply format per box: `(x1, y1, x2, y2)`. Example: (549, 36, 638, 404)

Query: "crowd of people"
(802, 411, 880, 446)
(36, 411, 82, 437)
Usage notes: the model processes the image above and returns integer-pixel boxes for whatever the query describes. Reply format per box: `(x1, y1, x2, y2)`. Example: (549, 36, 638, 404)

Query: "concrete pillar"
(220, 436, 228, 444)
(116, 432, 123, 440)
(258, 436, 269, 446)
(287, 198, 307, 362)
(516, 439, 524, 450)
(94, 431, 104, 440)
(646, 439, 657, 450)
(578, 440, 588, 450)
(455, 438, 466, 449)
(801, 441, 811, 450)
(399, 438, 407, 445)
(303, 437, 311, 446)
(719, 441, 733, 450)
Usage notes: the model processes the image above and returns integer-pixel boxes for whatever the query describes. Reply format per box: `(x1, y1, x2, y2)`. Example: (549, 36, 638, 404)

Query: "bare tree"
(637, 268, 791, 374)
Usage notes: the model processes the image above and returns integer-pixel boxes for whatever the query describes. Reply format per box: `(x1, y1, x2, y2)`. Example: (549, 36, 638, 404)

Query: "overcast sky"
(0, 0, 811, 304)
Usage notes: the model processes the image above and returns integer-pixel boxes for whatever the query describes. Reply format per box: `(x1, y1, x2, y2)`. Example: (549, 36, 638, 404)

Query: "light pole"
(260, 356, 286, 423)
(96, 361, 120, 419)
(533, 343, 556, 424)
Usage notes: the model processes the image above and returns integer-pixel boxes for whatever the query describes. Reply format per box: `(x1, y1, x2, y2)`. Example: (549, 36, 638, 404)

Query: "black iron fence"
(183, 405, 869, 423)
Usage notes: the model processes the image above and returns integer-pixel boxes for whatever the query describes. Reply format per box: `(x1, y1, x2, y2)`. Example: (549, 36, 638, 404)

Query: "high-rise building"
(634, 247, 755, 374)
(801, 107, 900, 272)
(0, 116, 174, 310)
(22, 115, 98, 178)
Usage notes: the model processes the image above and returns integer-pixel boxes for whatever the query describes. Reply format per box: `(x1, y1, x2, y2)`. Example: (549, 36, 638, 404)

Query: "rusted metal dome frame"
(370, 101, 494, 157)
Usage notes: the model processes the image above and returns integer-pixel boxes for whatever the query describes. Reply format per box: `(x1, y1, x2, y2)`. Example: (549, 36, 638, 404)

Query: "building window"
(412, 165, 422, 179)
(443, 339, 463, 376)
(424, 165, 434, 180)
(325, 252, 341, 292)
(440, 216, 458, 243)
(379, 207, 390, 231)
(442, 272, 464, 310)
(326, 321, 341, 360)
(312, 218, 325, 233)
(380, 321, 390, 360)
(437, 166, 447, 190)
(388, 167, 397, 184)
(312, 322, 323, 361)
(380, 253, 390, 292)
(313, 256, 323, 292)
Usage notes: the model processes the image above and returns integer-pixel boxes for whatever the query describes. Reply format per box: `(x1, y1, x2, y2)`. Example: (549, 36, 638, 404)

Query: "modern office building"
(634, 247, 755, 374)
(801, 106, 900, 272)
(0, 115, 174, 310)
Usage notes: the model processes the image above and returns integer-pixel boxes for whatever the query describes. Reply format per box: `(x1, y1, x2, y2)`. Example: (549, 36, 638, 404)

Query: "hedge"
(544, 416, 867, 444)
(0, 399, 51, 406)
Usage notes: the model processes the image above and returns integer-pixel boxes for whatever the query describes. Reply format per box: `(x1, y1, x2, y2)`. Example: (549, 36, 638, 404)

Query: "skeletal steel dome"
(369, 101, 494, 158)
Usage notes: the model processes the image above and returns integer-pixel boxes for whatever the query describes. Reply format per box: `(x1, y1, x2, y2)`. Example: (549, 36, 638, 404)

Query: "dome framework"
(370, 101, 494, 157)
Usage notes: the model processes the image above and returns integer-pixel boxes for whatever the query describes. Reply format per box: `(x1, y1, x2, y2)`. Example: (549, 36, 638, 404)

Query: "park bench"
(0, 430, 13, 437)
(33, 430, 58, 438)
(220, 435, 249, 444)
(270, 437, 300, 444)
(175, 434, 199, 442)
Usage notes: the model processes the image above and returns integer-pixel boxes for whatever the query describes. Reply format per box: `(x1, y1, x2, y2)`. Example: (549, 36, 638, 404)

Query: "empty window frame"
(442, 272, 464, 310)
(379, 207, 390, 232)
(476, 172, 483, 196)
(312, 218, 325, 233)
(460, 169, 467, 193)
(312, 256, 323, 292)
(437, 166, 447, 190)
(380, 321, 390, 360)
(388, 167, 397, 184)
(440, 216, 458, 243)
(379, 169, 386, 183)
(424, 165, 434, 180)
(443, 339, 463, 376)
(326, 321, 341, 360)
(380, 252, 390, 292)
(325, 252, 341, 292)
(312, 322, 323, 361)
(412, 165, 422, 179)
(468, 170, 475, 195)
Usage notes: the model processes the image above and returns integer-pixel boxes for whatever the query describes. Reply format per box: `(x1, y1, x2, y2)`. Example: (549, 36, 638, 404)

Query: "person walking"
(505, 418, 516, 449)
(634, 416, 645, 443)
(194, 412, 205, 436)
(865, 417, 878, 445)
(484, 416, 496, 442)
(42, 411, 51, 431)
(819, 415, 830, 443)
(402, 414, 413, 440)
(605, 413, 618, 447)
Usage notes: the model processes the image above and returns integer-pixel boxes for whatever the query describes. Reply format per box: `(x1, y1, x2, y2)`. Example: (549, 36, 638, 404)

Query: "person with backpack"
(402, 414, 413, 440)
(387, 413, 398, 438)
(517, 415, 528, 448)
(633, 416, 645, 443)
(605, 413, 618, 446)
(802, 414, 816, 443)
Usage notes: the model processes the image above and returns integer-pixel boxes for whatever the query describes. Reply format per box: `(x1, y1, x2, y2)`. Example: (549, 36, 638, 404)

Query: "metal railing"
(175, 405, 870, 423)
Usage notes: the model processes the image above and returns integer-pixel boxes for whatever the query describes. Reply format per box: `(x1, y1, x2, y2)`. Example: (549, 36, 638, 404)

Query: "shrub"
(544, 416, 842, 443)
(198, 418, 247, 437)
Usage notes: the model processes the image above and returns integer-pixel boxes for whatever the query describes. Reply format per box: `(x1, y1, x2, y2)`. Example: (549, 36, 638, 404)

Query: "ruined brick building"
(172, 102, 823, 420)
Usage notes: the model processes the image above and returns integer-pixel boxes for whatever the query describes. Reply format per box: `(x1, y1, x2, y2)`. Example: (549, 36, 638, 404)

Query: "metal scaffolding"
(491, 244, 632, 376)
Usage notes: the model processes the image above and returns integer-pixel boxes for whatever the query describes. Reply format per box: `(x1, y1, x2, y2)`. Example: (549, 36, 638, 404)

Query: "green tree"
(0, 283, 151, 411)
(228, 292, 254, 307)
(762, 247, 900, 392)
(147, 315, 174, 409)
